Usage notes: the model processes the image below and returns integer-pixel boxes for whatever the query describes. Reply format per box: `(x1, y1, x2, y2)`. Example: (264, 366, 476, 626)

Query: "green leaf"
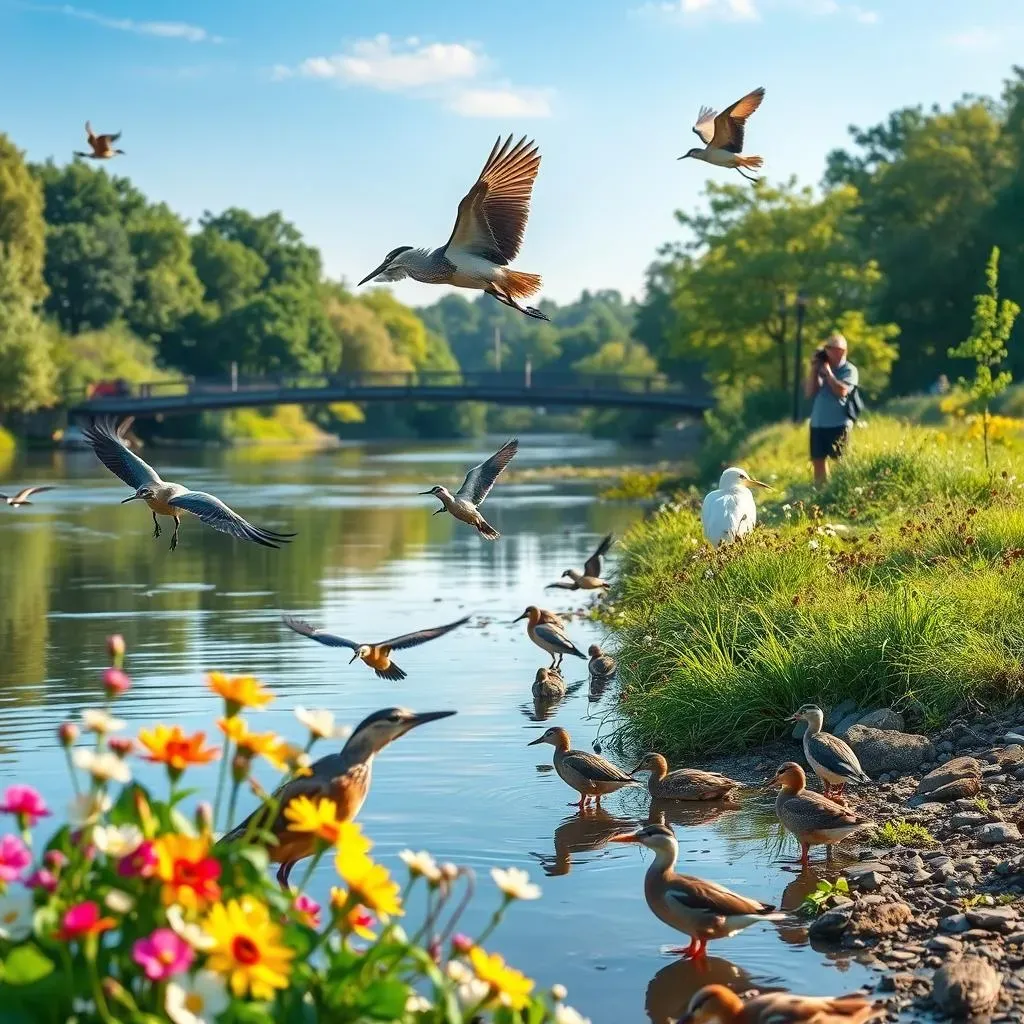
(357, 978, 411, 1020)
(2, 945, 54, 986)
(238, 846, 270, 873)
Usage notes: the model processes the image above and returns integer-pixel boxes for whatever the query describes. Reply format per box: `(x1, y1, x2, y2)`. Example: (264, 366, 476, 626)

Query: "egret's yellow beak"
(746, 478, 772, 489)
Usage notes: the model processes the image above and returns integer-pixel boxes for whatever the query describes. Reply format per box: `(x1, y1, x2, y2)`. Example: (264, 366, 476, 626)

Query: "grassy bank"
(607, 415, 1024, 759)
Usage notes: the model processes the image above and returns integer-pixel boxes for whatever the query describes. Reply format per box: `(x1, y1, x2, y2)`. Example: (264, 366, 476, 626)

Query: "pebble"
(932, 958, 1002, 1017)
(978, 822, 1023, 844)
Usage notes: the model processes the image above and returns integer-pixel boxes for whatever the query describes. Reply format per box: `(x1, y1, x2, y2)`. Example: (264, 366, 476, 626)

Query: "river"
(0, 433, 871, 1022)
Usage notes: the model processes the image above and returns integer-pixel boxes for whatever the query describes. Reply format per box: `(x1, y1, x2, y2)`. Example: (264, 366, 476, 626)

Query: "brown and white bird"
(83, 417, 294, 551)
(75, 121, 125, 159)
(282, 614, 470, 682)
(420, 438, 518, 540)
(1, 486, 55, 507)
(546, 534, 613, 590)
(358, 136, 547, 320)
(679, 87, 765, 182)
(679, 984, 882, 1024)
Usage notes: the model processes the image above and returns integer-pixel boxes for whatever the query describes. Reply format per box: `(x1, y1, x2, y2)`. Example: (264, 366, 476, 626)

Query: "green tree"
(0, 135, 46, 301)
(0, 248, 56, 415)
(948, 247, 1019, 470)
(191, 229, 268, 313)
(199, 209, 321, 288)
(43, 219, 135, 333)
(644, 179, 899, 402)
(324, 294, 412, 374)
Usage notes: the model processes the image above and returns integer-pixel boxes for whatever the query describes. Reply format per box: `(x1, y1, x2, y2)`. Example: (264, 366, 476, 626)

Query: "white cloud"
(448, 88, 552, 119)
(283, 35, 480, 90)
(944, 27, 1002, 51)
(274, 34, 553, 118)
(44, 5, 222, 43)
(647, 0, 759, 20)
(640, 0, 878, 22)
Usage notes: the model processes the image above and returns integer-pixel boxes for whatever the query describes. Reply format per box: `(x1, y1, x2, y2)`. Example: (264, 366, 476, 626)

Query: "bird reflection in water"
(522, 668, 584, 722)
(529, 807, 636, 877)
(645, 954, 767, 1024)
(649, 798, 742, 831)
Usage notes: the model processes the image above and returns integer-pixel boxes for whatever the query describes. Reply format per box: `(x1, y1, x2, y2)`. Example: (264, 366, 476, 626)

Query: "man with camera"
(805, 332, 858, 486)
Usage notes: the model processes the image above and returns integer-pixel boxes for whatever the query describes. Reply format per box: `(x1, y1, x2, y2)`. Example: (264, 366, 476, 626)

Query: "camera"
(813, 347, 828, 363)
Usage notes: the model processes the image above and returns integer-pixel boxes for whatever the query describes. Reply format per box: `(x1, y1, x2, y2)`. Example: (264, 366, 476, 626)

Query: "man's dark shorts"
(810, 425, 850, 461)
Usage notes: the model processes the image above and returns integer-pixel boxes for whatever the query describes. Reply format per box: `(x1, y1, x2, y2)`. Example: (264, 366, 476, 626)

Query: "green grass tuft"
(872, 819, 939, 848)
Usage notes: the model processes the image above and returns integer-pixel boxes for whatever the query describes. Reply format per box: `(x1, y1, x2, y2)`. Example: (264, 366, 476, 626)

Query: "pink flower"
(108, 737, 135, 758)
(45, 850, 68, 870)
(58, 722, 79, 748)
(294, 893, 321, 928)
(58, 901, 115, 941)
(106, 635, 126, 661)
(0, 835, 31, 882)
(24, 867, 58, 893)
(118, 840, 157, 878)
(451, 933, 474, 955)
(0, 785, 51, 828)
(102, 668, 131, 697)
(132, 927, 193, 981)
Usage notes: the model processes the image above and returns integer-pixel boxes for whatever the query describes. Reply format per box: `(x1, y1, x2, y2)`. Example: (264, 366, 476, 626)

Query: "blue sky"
(1, 0, 1022, 305)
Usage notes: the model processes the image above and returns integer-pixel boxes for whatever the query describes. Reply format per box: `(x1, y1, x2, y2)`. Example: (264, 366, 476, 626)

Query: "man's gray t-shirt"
(810, 361, 858, 428)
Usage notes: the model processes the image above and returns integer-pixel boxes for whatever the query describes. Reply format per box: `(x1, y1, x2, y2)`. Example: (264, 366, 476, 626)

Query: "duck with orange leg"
(528, 726, 638, 809)
(514, 605, 586, 670)
(786, 704, 871, 803)
(609, 823, 786, 959)
(772, 762, 870, 867)
(679, 984, 882, 1024)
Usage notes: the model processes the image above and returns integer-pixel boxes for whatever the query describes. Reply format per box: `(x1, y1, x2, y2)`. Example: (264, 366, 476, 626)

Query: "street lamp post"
(792, 292, 808, 423)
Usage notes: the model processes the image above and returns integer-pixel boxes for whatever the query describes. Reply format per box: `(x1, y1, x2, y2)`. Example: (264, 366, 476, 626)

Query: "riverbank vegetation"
(607, 415, 1024, 759)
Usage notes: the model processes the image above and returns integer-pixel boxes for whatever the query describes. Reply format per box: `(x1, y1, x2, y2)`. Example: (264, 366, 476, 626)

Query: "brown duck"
(528, 726, 638, 809)
(75, 121, 125, 159)
(631, 752, 742, 802)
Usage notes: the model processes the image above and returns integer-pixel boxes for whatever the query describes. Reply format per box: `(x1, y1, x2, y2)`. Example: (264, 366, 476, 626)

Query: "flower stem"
(85, 938, 115, 1024)
(472, 900, 509, 948)
(63, 749, 81, 797)
(214, 740, 232, 830)
(295, 844, 326, 892)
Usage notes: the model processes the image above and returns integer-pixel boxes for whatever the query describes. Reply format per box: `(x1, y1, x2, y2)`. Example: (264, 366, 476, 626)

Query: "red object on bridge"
(88, 378, 131, 399)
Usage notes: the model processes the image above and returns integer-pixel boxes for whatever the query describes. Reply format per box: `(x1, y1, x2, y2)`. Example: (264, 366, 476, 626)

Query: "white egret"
(701, 467, 771, 547)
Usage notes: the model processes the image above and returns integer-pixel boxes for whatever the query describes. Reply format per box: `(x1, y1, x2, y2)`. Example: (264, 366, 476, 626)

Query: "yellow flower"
(203, 896, 294, 1001)
(207, 672, 274, 714)
(328, 888, 377, 939)
(217, 718, 288, 771)
(152, 835, 222, 911)
(283, 797, 371, 850)
(334, 848, 403, 920)
(469, 947, 534, 1010)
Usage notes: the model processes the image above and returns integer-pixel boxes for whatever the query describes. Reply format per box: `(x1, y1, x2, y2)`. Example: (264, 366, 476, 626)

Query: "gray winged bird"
(219, 707, 456, 888)
(282, 614, 470, 681)
(358, 136, 548, 321)
(679, 87, 765, 182)
(420, 438, 518, 540)
(1, 486, 55, 507)
(82, 417, 295, 551)
(546, 533, 613, 590)
(75, 121, 125, 159)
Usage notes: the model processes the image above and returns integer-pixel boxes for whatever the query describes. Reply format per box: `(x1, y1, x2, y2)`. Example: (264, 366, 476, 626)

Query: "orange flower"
(217, 718, 288, 771)
(138, 725, 219, 780)
(207, 672, 274, 715)
(328, 888, 376, 940)
(153, 834, 221, 911)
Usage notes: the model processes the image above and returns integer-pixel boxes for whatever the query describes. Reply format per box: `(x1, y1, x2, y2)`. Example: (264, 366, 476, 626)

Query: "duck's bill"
(408, 710, 457, 727)
(417, 490, 436, 495)
(512, 612, 528, 623)
(526, 735, 546, 746)
(784, 713, 800, 723)
(607, 832, 640, 844)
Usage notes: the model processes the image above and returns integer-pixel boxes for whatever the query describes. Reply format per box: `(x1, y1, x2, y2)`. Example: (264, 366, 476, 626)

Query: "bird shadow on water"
(528, 806, 637, 876)
(644, 954, 781, 1024)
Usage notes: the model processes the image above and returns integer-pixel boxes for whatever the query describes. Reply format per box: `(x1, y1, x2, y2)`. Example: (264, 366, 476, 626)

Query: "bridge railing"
(67, 370, 702, 404)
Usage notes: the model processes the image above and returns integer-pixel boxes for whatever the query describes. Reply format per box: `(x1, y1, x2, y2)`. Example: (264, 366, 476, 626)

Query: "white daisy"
(166, 904, 215, 952)
(165, 970, 229, 1024)
(294, 707, 351, 741)
(399, 849, 442, 884)
(104, 889, 135, 914)
(0, 888, 34, 941)
(405, 994, 433, 1014)
(555, 1005, 591, 1024)
(491, 866, 541, 901)
(92, 824, 143, 858)
(67, 792, 113, 828)
(81, 709, 126, 735)
(73, 749, 131, 785)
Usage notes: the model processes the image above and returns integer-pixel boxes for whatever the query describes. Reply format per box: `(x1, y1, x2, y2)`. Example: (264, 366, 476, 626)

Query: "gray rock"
(847, 724, 934, 777)
(791, 720, 808, 740)
(826, 698, 860, 729)
(932, 958, 1002, 1017)
(808, 904, 853, 941)
(978, 822, 1022, 844)
(939, 914, 971, 934)
(966, 906, 1020, 934)
(915, 778, 982, 803)
(851, 869, 886, 892)
(951, 812, 988, 829)
(916, 757, 982, 796)
(857, 708, 907, 733)
(927, 935, 964, 953)
(834, 711, 865, 738)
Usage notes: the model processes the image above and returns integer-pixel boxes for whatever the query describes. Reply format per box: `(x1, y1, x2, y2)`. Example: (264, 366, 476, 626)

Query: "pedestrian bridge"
(66, 370, 713, 418)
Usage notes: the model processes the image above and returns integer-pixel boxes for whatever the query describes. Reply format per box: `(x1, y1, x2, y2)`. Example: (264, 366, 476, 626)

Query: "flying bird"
(701, 467, 771, 547)
(82, 417, 295, 551)
(282, 614, 470, 681)
(420, 438, 518, 540)
(219, 707, 456, 888)
(358, 136, 548, 320)
(1, 486, 55, 507)
(546, 533, 613, 590)
(679, 87, 765, 183)
(75, 121, 125, 160)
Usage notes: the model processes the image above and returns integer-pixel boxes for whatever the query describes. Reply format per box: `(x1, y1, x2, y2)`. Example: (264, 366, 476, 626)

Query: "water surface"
(0, 434, 871, 1021)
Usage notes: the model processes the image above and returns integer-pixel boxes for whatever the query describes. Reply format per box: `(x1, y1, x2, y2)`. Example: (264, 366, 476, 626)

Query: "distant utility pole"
(493, 325, 501, 372)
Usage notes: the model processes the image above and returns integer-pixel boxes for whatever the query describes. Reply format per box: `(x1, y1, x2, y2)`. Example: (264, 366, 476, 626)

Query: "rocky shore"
(691, 702, 1024, 1022)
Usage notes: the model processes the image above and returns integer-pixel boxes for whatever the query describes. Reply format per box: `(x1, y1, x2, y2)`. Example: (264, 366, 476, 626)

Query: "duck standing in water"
(514, 606, 586, 669)
(587, 644, 617, 683)
(609, 823, 785, 958)
(631, 752, 742, 802)
(678, 984, 881, 1024)
(532, 667, 566, 701)
(528, 726, 638, 809)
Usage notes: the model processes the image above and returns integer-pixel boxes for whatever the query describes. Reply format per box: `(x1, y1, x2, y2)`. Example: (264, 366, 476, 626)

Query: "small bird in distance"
(1, 486, 55, 507)
(75, 121, 125, 160)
